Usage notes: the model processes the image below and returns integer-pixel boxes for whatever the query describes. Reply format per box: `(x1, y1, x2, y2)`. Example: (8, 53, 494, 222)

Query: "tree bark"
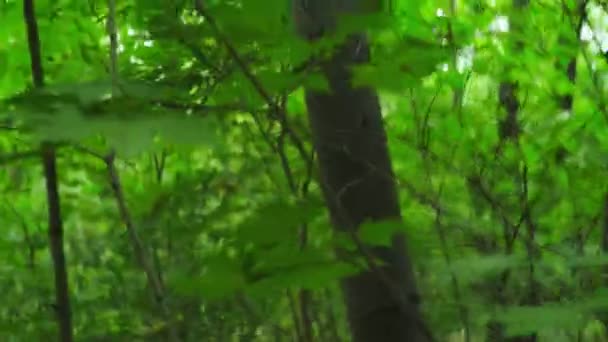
(292, 1, 430, 341)
(23, 1, 74, 341)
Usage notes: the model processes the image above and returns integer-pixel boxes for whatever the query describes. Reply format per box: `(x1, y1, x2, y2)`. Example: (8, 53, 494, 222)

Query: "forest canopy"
(1, 0, 608, 341)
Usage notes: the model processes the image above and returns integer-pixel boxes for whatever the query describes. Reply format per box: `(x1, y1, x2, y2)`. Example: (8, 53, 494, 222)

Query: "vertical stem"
(42, 145, 73, 342)
(23, 1, 73, 341)
(287, 290, 304, 341)
(323, 288, 342, 342)
(106, 0, 119, 87)
(299, 289, 313, 342)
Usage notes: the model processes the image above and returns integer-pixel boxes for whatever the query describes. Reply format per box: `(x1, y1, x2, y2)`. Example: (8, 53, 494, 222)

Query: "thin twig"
(105, 2, 178, 339)
(104, 152, 178, 341)
(193, 1, 312, 174)
(5, 202, 37, 270)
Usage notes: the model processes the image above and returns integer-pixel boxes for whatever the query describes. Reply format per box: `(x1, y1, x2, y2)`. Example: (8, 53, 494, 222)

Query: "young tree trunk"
(292, 1, 430, 341)
(491, 1, 540, 342)
(599, 16, 608, 333)
(23, 1, 73, 341)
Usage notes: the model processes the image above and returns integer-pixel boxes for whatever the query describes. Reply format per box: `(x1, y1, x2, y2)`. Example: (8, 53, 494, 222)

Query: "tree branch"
(193, 1, 312, 174)
(104, 152, 178, 341)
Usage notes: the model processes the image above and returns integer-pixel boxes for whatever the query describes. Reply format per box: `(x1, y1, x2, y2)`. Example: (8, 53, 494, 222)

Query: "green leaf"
(497, 304, 587, 337)
(247, 260, 357, 296)
(170, 257, 245, 301)
(447, 254, 524, 285)
(358, 219, 405, 246)
(236, 199, 322, 246)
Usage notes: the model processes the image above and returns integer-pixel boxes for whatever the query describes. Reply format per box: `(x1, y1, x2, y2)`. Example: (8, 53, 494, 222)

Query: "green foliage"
(3, 0, 608, 341)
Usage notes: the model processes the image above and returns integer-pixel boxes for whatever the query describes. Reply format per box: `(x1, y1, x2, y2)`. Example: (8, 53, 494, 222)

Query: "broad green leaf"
(358, 219, 405, 246)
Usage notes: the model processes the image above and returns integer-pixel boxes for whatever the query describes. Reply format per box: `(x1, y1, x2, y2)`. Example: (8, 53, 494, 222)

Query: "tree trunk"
(23, 1, 74, 341)
(292, 1, 430, 341)
(599, 17, 608, 334)
(491, 1, 539, 341)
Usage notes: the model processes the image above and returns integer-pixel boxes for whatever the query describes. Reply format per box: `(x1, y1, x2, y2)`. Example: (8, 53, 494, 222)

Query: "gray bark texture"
(292, 1, 430, 341)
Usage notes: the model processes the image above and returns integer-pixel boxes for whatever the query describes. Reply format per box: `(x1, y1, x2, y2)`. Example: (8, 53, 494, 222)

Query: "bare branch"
(104, 151, 178, 341)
